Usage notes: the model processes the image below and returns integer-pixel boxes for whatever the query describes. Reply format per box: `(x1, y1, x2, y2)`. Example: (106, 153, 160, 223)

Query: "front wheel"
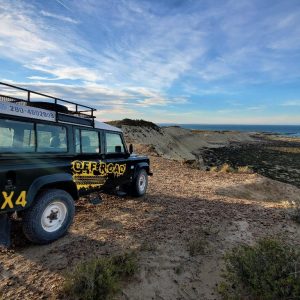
(132, 169, 148, 197)
(22, 189, 75, 244)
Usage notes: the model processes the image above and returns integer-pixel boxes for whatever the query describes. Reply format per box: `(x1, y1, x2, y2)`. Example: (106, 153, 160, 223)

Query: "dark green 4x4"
(0, 82, 152, 246)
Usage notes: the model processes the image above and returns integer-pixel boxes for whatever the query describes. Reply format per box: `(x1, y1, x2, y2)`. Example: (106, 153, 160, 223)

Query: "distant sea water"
(159, 124, 300, 137)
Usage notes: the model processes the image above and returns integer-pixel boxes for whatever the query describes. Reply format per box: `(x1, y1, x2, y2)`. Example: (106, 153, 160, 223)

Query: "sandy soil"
(1, 156, 300, 300)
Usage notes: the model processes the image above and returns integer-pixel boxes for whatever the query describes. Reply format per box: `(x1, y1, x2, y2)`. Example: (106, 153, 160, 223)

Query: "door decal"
(71, 160, 126, 190)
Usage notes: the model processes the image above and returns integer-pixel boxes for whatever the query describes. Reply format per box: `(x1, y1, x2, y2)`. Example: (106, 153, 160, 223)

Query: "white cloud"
(0, 1, 300, 123)
(281, 100, 300, 107)
(0, 80, 186, 122)
(0, 2, 105, 83)
(25, 64, 103, 82)
(0, 1, 204, 97)
(40, 10, 79, 24)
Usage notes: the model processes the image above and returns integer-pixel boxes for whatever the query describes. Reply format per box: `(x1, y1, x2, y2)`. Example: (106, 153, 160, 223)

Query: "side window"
(37, 124, 67, 152)
(76, 129, 99, 154)
(0, 119, 35, 152)
(106, 132, 125, 153)
(81, 130, 99, 153)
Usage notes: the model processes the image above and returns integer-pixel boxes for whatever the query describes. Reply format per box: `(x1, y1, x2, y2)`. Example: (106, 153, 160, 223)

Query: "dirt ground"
(1, 156, 300, 300)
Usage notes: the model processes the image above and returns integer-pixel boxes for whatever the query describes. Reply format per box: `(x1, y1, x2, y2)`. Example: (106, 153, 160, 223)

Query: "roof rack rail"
(0, 81, 97, 127)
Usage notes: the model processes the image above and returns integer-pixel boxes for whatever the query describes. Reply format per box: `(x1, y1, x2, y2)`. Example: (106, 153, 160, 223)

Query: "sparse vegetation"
(209, 166, 219, 172)
(174, 264, 184, 275)
(139, 240, 157, 252)
(290, 201, 300, 223)
(236, 165, 253, 173)
(219, 163, 234, 173)
(271, 147, 300, 154)
(187, 238, 207, 256)
(62, 252, 138, 300)
(210, 164, 253, 174)
(218, 238, 300, 300)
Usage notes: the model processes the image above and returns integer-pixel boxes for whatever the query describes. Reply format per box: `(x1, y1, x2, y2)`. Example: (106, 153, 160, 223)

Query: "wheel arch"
(133, 162, 150, 179)
(27, 173, 79, 208)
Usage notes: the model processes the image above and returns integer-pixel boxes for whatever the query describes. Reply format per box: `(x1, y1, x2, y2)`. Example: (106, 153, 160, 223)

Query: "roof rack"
(0, 81, 97, 127)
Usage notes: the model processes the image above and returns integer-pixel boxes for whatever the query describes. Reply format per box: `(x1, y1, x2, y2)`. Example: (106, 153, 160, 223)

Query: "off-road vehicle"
(0, 82, 152, 246)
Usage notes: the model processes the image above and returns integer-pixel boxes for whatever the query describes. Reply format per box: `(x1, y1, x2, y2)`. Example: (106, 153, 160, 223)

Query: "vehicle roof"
(94, 120, 122, 132)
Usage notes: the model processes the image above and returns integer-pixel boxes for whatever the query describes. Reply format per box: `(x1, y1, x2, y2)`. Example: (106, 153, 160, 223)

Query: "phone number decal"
(0, 102, 56, 121)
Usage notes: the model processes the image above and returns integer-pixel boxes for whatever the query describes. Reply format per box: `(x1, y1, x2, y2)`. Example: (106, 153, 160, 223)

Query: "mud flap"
(0, 214, 11, 247)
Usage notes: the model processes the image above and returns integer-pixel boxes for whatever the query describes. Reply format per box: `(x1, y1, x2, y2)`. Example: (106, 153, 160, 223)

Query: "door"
(101, 131, 132, 190)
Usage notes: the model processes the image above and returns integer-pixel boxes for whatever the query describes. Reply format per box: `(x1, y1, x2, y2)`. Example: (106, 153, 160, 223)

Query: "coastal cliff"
(108, 119, 300, 187)
(108, 119, 256, 168)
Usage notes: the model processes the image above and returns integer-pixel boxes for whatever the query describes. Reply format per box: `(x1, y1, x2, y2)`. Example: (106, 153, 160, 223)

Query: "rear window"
(37, 124, 67, 152)
(75, 129, 100, 154)
(0, 119, 35, 153)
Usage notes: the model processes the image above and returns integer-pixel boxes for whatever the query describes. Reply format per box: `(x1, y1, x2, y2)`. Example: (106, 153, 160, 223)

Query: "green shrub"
(62, 252, 137, 300)
(218, 239, 300, 300)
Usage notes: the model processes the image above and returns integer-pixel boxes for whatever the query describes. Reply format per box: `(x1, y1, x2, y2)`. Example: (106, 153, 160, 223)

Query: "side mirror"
(129, 144, 133, 154)
(115, 145, 122, 153)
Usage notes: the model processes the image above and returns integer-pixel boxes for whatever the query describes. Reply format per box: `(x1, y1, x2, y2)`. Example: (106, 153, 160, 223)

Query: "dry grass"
(210, 164, 253, 174)
(219, 163, 234, 173)
(237, 166, 253, 173)
(209, 166, 219, 172)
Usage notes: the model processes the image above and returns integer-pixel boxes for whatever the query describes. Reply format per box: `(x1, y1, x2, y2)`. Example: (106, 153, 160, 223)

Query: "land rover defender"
(0, 82, 152, 246)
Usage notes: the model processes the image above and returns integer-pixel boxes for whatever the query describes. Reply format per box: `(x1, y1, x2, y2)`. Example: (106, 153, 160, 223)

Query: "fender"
(133, 162, 152, 179)
(27, 173, 78, 207)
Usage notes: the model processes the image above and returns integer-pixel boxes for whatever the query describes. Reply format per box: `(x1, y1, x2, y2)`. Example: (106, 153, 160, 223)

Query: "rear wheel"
(22, 189, 75, 244)
(132, 169, 148, 197)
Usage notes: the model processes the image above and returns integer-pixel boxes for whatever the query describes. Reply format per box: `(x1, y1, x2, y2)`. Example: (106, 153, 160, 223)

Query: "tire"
(22, 189, 75, 244)
(132, 169, 148, 197)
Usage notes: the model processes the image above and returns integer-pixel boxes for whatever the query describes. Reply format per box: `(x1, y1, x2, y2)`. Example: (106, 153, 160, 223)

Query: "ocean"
(159, 124, 300, 137)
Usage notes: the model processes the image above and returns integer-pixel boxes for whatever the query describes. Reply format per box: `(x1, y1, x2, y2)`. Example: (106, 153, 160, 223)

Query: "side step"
(0, 214, 11, 247)
(116, 185, 127, 197)
(116, 191, 127, 197)
(89, 194, 103, 205)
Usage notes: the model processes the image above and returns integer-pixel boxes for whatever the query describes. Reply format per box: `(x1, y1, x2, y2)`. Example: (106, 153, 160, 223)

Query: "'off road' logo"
(71, 160, 126, 177)
(71, 160, 126, 190)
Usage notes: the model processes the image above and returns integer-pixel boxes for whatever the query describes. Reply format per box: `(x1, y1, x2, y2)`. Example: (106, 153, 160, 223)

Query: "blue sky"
(0, 0, 300, 124)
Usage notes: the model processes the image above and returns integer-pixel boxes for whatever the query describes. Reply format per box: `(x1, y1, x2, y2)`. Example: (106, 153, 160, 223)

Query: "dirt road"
(1, 156, 299, 299)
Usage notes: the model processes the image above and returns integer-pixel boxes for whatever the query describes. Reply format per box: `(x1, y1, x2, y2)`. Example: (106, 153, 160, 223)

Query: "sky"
(0, 0, 300, 124)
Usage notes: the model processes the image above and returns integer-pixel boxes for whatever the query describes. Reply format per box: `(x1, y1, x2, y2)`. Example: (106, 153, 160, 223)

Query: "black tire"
(22, 189, 75, 244)
(132, 169, 148, 197)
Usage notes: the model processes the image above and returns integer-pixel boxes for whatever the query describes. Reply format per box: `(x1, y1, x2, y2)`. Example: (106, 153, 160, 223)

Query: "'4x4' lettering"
(1, 191, 27, 210)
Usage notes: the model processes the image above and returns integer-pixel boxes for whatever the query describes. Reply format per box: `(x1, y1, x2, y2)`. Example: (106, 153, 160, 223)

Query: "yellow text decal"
(1, 191, 27, 210)
(71, 160, 126, 190)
